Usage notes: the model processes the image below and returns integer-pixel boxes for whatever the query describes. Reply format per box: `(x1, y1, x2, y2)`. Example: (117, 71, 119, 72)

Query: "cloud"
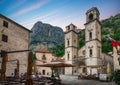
(10, 0, 50, 17)
(48, 13, 80, 25)
(7, 0, 27, 11)
(19, 5, 69, 29)
(18, 4, 85, 30)
(20, 9, 84, 30)
(19, 9, 59, 29)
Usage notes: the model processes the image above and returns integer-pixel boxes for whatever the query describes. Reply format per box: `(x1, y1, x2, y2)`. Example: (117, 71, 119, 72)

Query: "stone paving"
(60, 75, 116, 85)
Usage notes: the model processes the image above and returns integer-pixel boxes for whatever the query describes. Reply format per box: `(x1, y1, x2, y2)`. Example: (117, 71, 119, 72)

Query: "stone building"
(35, 49, 65, 75)
(64, 7, 114, 75)
(35, 49, 57, 75)
(0, 14, 31, 76)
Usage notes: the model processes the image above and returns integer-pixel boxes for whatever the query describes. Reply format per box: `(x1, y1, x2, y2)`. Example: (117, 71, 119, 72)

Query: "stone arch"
(89, 13, 94, 20)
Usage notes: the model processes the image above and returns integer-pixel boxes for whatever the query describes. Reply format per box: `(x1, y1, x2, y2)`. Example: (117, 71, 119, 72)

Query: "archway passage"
(73, 60, 85, 75)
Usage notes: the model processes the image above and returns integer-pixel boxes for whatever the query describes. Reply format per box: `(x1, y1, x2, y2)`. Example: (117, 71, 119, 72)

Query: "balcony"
(72, 56, 85, 61)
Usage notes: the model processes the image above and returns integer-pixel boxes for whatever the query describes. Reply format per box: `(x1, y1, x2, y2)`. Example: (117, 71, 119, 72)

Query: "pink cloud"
(10, 0, 50, 17)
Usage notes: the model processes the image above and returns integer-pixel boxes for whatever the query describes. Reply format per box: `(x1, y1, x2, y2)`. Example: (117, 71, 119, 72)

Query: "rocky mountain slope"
(30, 13, 120, 56)
(30, 21, 64, 50)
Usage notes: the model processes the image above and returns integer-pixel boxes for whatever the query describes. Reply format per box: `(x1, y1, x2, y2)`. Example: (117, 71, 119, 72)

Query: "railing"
(72, 56, 85, 61)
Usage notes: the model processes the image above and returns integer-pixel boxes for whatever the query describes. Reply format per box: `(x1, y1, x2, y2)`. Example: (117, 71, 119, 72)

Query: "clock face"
(89, 13, 93, 21)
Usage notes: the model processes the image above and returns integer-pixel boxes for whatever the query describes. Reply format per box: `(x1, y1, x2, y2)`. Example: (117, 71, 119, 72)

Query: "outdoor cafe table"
(8, 81, 20, 85)
(0, 81, 8, 84)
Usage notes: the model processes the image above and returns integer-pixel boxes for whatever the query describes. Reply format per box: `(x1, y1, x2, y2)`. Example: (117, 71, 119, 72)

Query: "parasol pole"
(32, 60, 36, 73)
(25, 52, 33, 85)
(0, 52, 7, 81)
(51, 67, 54, 76)
(16, 59, 19, 77)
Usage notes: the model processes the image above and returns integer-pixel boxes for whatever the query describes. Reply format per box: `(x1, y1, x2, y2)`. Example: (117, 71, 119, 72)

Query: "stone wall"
(36, 50, 56, 75)
(0, 14, 30, 76)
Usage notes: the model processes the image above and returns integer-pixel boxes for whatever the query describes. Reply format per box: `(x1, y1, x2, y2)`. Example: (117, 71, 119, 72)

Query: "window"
(90, 49, 92, 57)
(89, 32, 92, 40)
(2, 34, 8, 42)
(68, 26, 70, 31)
(74, 40, 76, 43)
(42, 54, 46, 60)
(89, 13, 93, 20)
(43, 61, 46, 63)
(1, 50, 6, 57)
(68, 53, 69, 60)
(67, 40, 70, 46)
(3, 21, 8, 28)
(42, 70, 45, 75)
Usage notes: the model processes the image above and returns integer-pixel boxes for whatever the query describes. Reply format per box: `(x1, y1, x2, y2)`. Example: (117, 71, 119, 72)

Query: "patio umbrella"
(37, 61, 74, 67)
(37, 61, 74, 75)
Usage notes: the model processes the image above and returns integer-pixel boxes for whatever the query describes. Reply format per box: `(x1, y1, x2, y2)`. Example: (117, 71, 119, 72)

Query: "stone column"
(113, 47, 120, 70)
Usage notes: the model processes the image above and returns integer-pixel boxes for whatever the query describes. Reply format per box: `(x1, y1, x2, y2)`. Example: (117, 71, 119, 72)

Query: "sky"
(0, 0, 120, 31)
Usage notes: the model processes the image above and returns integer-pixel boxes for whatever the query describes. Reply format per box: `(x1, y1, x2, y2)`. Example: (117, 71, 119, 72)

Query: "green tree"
(111, 70, 120, 85)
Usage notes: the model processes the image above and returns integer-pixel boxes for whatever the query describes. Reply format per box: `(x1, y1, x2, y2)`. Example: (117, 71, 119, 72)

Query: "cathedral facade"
(65, 7, 113, 75)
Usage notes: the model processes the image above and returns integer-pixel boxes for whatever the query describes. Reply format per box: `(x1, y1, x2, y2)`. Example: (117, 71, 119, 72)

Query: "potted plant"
(111, 70, 120, 85)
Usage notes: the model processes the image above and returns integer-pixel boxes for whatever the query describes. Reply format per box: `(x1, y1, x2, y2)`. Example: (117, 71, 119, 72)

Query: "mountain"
(30, 21, 64, 50)
(101, 13, 120, 52)
(30, 13, 120, 56)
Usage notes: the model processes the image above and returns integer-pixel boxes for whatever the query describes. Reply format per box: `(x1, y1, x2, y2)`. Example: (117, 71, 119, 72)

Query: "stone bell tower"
(65, 24, 78, 75)
(85, 7, 102, 75)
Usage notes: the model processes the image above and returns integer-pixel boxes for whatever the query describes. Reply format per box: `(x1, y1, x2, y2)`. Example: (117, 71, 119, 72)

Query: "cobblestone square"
(60, 75, 115, 85)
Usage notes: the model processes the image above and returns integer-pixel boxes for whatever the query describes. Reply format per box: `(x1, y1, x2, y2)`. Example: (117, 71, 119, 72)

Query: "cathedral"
(64, 7, 113, 75)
